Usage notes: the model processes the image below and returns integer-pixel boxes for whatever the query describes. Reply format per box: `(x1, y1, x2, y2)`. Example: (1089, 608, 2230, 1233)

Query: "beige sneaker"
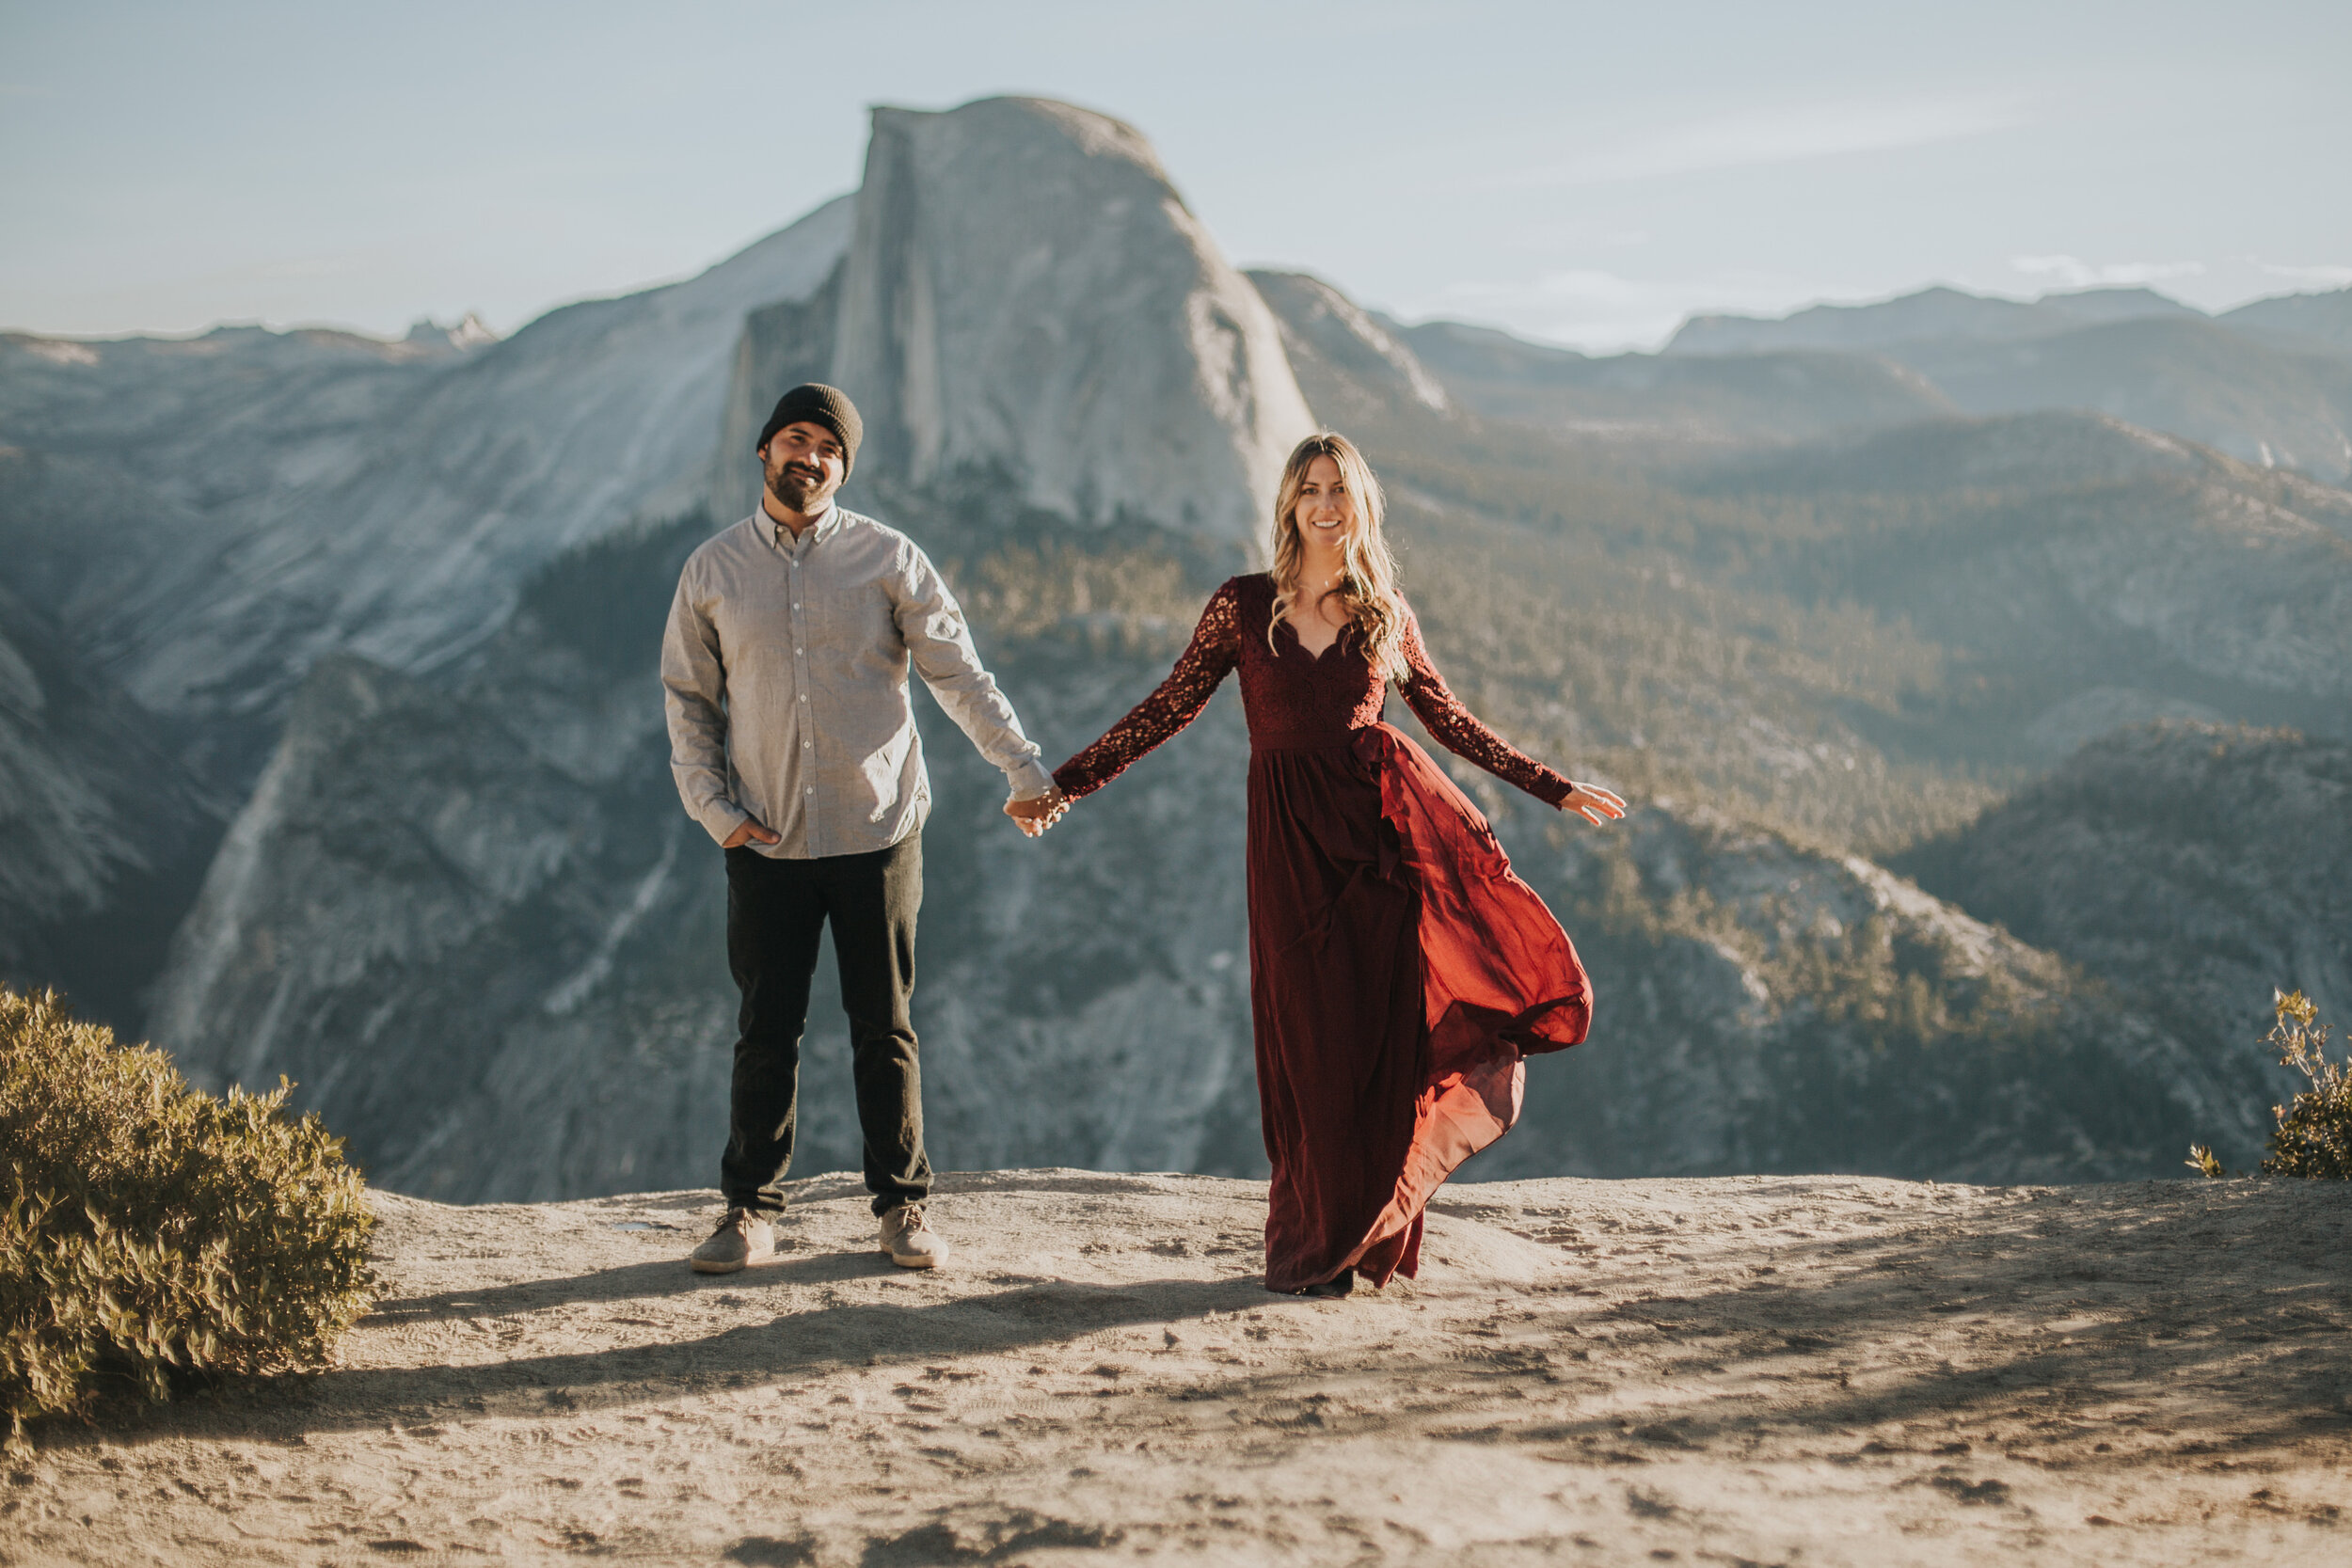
(689, 1207, 774, 1274)
(880, 1203, 949, 1269)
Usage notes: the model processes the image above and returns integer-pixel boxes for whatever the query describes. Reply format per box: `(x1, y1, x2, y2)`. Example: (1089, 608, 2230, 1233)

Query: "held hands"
(725, 798, 1068, 846)
(1009, 779, 1607, 834)
(1560, 782, 1628, 827)
(721, 818, 783, 849)
(1005, 784, 1070, 839)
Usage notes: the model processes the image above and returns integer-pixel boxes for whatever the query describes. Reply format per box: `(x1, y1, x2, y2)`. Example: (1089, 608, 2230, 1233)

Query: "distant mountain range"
(5, 97, 2348, 1196)
(1666, 283, 2352, 480)
(1669, 283, 2203, 353)
(1669, 280, 2352, 356)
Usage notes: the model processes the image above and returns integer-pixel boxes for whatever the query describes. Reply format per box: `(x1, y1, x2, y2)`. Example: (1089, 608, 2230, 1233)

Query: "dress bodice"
(1053, 574, 1574, 806)
(1227, 574, 1392, 744)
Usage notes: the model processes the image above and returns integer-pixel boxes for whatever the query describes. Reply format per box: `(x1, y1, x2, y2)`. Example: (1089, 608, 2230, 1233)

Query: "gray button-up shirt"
(661, 505, 1054, 859)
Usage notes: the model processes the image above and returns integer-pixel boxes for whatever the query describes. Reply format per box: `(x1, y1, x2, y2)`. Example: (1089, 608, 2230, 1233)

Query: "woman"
(1025, 433, 1624, 1296)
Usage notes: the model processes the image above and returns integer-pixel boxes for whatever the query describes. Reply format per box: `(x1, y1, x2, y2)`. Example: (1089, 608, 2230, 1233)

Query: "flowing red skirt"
(1247, 722, 1591, 1293)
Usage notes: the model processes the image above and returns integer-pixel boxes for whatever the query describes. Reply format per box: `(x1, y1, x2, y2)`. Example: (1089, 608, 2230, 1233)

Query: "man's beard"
(767, 461, 832, 513)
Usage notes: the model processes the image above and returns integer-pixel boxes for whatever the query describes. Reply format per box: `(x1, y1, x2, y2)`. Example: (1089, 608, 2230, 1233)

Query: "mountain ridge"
(1896, 721, 2352, 1107)
(1664, 282, 2204, 356)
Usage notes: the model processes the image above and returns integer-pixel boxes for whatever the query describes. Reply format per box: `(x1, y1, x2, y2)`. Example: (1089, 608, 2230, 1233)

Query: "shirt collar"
(766, 500, 839, 556)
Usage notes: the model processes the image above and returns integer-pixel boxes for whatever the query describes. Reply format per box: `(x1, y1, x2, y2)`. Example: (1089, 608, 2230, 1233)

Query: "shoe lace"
(896, 1203, 928, 1235)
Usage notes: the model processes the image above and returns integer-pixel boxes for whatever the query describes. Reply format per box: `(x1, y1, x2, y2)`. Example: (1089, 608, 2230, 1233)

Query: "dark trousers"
(722, 832, 930, 1217)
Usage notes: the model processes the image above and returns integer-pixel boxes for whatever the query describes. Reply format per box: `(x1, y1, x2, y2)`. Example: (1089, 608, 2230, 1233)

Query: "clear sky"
(5, 0, 2346, 352)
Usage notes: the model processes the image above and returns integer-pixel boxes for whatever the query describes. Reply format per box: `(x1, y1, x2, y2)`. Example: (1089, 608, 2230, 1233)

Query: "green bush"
(2258, 990, 2352, 1179)
(2188, 990, 2352, 1180)
(1, 988, 374, 1455)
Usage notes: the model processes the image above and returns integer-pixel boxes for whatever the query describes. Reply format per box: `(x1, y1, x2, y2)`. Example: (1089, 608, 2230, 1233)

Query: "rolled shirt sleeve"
(892, 541, 1057, 800)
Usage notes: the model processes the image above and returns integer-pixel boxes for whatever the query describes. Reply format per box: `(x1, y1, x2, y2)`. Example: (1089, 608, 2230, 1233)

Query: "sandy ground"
(4, 1168, 2349, 1566)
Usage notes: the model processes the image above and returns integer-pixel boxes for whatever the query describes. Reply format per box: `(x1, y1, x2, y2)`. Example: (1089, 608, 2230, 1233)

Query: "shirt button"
(794, 647, 803, 655)
(798, 693, 807, 703)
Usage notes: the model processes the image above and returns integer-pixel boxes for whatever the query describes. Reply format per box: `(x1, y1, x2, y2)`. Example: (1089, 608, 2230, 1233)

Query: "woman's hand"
(1560, 782, 1627, 826)
(1005, 785, 1070, 838)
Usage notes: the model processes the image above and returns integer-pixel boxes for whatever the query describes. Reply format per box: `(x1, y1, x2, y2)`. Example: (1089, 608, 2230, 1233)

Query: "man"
(662, 383, 1064, 1274)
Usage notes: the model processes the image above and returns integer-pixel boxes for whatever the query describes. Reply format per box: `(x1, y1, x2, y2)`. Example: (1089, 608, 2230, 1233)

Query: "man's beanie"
(757, 383, 864, 474)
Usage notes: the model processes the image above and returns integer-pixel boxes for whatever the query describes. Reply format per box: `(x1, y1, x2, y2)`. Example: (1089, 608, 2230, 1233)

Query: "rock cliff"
(0, 582, 217, 1029)
(829, 99, 1313, 551)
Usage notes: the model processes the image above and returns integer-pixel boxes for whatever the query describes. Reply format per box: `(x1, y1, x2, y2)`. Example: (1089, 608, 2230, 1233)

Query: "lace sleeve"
(1053, 579, 1244, 800)
(1395, 606, 1575, 807)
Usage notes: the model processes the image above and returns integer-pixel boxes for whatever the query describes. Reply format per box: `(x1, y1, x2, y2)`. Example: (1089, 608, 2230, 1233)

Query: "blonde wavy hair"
(1267, 432, 1406, 682)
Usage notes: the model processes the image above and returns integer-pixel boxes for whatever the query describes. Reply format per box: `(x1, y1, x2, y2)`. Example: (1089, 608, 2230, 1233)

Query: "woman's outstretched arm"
(1394, 608, 1626, 825)
(1048, 578, 1247, 803)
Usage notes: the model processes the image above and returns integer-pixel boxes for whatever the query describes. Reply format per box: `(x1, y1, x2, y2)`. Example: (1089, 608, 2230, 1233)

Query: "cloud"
(1486, 92, 2033, 191)
(2010, 254, 2206, 289)
(2255, 260, 2352, 287)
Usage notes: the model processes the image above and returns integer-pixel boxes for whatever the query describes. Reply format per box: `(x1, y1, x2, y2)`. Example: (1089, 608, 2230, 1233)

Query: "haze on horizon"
(4, 0, 2346, 354)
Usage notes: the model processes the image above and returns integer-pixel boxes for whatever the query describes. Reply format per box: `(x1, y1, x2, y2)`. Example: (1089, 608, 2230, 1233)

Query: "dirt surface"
(5, 1168, 2350, 1565)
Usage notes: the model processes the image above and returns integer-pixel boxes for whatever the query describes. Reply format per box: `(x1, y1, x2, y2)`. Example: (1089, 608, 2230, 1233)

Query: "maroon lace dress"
(1054, 574, 1591, 1292)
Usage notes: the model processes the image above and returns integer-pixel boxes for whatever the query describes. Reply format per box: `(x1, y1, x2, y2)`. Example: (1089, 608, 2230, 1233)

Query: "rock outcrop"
(18, 1169, 2351, 1565)
(829, 99, 1313, 551)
